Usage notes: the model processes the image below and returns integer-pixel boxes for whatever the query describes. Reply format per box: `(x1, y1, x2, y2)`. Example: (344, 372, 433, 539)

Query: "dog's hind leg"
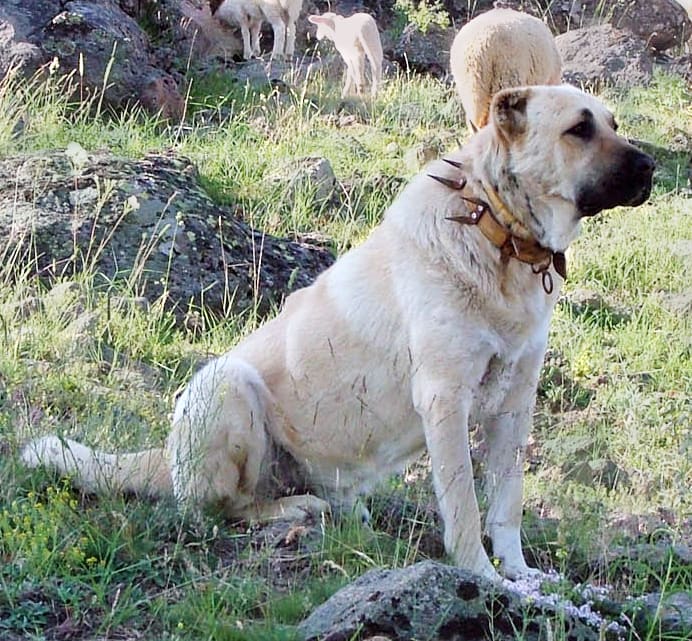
(239, 494, 330, 521)
(167, 355, 274, 517)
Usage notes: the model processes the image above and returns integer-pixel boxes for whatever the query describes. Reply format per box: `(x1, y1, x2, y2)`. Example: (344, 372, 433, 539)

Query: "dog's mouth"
(578, 181, 653, 218)
(576, 148, 655, 218)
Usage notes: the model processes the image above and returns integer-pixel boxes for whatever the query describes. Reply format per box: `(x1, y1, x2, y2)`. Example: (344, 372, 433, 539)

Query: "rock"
(0, 150, 335, 324)
(665, 53, 692, 83)
(0, 0, 183, 118)
(393, 23, 456, 77)
(298, 560, 626, 641)
(495, 0, 691, 51)
(634, 591, 692, 636)
(0, 17, 42, 78)
(609, 0, 691, 52)
(122, 0, 242, 66)
(403, 141, 442, 172)
(562, 457, 630, 490)
(42, 281, 86, 318)
(285, 156, 337, 206)
(557, 25, 654, 89)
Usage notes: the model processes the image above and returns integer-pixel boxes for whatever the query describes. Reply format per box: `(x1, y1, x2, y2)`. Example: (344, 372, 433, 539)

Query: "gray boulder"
(637, 591, 692, 636)
(556, 25, 654, 89)
(0, 0, 184, 118)
(495, 0, 691, 52)
(393, 23, 456, 77)
(608, 0, 690, 52)
(0, 148, 334, 323)
(298, 561, 626, 641)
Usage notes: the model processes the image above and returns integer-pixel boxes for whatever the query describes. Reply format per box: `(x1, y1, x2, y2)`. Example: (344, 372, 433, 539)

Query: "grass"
(0, 56, 690, 640)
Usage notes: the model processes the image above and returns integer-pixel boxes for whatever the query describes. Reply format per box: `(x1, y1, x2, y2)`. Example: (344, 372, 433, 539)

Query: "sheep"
(212, 0, 303, 60)
(450, 8, 562, 131)
(308, 12, 383, 98)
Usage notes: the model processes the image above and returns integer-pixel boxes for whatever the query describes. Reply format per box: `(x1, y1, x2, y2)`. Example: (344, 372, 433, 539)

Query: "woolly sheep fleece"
(450, 9, 562, 130)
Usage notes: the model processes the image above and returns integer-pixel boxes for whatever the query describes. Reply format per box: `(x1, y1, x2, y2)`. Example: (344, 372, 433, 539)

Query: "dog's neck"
(430, 162, 567, 294)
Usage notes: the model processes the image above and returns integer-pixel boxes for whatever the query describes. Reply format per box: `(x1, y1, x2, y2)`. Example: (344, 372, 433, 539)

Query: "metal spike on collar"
(442, 158, 463, 169)
(428, 174, 467, 190)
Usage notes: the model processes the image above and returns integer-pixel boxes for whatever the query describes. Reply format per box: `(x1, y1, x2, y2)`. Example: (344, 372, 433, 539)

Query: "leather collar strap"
(428, 166, 566, 294)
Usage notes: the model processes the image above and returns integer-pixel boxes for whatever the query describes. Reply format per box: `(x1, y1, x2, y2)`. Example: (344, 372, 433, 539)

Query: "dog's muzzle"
(577, 146, 655, 217)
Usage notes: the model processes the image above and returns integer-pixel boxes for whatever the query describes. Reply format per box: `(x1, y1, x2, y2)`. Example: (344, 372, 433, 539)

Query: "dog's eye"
(612, 120, 619, 132)
(565, 121, 594, 140)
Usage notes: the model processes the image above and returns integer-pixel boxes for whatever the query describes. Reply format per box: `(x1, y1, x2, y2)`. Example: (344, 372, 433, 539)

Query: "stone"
(0, 150, 335, 324)
(299, 560, 626, 641)
(609, 0, 691, 52)
(0, 18, 42, 78)
(123, 0, 242, 65)
(634, 591, 692, 636)
(495, 0, 691, 51)
(0, 0, 184, 118)
(403, 142, 442, 172)
(393, 23, 456, 77)
(288, 156, 337, 206)
(556, 25, 654, 89)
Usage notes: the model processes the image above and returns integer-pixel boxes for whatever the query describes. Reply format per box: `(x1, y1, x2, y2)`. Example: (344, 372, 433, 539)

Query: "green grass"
(0, 61, 690, 640)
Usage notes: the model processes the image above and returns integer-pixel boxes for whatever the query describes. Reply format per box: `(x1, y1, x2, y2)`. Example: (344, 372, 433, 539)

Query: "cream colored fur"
(450, 9, 562, 131)
(676, 0, 692, 18)
(308, 12, 383, 98)
(22, 86, 654, 581)
(214, 0, 302, 60)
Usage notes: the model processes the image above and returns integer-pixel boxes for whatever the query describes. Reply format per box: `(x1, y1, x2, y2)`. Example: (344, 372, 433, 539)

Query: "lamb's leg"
(285, 18, 297, 59)
(250, 19, 262, 57)
(362, 43, 382, 95)
(353, 53, 366, 95)
(268, 17, 286, 59)
(239, 21, 254, 60)
(341, 61, 356, 98)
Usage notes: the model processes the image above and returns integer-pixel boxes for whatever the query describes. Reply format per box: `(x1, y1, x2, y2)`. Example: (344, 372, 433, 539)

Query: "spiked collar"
(429, 160, 566, 294)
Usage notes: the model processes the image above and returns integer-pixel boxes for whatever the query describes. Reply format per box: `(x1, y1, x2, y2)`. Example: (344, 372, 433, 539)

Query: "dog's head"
(486, 85, 654, 250)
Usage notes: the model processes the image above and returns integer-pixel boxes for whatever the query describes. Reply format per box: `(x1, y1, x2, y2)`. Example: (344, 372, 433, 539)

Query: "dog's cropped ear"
(491, 88, 532, 141)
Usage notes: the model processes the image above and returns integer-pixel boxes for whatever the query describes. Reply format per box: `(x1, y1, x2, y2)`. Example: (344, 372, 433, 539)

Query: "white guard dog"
(308, 12, 383, 98)
(22, 85, 654, 581)
(450, 9, 562, 131)
(212, 0, 302, 60)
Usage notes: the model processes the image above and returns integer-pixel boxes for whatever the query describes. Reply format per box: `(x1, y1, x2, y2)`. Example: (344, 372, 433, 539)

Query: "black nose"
(631, 150, 655, 176)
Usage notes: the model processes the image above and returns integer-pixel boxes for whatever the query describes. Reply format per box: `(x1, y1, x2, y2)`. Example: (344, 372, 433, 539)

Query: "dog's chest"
(473, 353, 519, 418)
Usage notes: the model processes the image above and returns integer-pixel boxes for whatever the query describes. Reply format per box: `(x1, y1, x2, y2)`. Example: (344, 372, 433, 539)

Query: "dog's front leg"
(414, 378, 498, 580)
(483, 408, 534, 578)
(483, 350, 544, 579)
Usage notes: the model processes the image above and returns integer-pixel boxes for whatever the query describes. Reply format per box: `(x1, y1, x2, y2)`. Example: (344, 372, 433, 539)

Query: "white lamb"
(450, 8, 562, 131)
(212, 0, 303, 60)
(308, 12, 383, 98)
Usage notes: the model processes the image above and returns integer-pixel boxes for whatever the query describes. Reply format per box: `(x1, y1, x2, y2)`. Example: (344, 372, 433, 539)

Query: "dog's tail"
(21, 435, 172, 497)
